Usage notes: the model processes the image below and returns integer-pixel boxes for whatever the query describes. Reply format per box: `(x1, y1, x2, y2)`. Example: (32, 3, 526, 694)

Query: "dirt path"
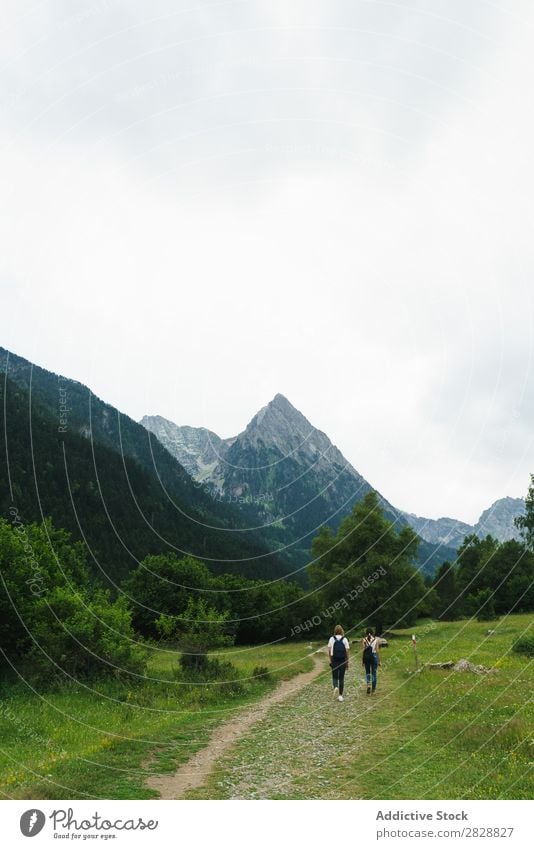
(145, 651, 327, 799)
(188, 653, 376, 800)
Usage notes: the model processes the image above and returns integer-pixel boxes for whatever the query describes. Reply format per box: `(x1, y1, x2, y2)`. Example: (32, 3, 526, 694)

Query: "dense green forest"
(431, 535, 534, 620)
(0, 494, 428, 683)
(429, 476, 534, 621)
(0, 370, 290, 583)
(1, 486, 533, 685)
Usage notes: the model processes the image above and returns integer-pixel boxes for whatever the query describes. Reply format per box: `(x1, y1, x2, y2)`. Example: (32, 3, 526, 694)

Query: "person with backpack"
(328, 625, 350, 702)
(362, 630, 380, 694)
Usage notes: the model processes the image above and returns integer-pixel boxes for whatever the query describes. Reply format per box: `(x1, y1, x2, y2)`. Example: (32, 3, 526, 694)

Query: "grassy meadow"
(0, 642, 313, 799)
(189, 613, 534, 800)
(0, 614, 532, 800)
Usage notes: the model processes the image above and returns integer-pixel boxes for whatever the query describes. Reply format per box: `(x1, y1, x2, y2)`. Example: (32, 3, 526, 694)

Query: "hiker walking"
(328, 625, 350, 702)
(362, 630, 380, 694)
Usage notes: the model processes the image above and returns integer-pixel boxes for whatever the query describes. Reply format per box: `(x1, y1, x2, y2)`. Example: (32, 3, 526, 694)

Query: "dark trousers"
(364, 655, 378, 689)
(331, 662, 347, 695)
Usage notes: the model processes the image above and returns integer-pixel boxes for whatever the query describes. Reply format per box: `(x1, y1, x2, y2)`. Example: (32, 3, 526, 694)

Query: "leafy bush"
(513, 634, 534, 657)
(28, 588, 146, 681)
(0, 518, 146, 682)
(125, 554, 217, 636)
(210, 659, 245, 696)
(252, 665, 271, 680)
(217, 679, 245, 697)
(205, 658, 238, 679)
(177, 641, 209, 673)
(156, 597, 235, 673)
(173, 655, 244, 695)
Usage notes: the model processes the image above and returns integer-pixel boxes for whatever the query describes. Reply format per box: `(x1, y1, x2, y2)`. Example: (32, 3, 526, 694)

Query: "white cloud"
(1, 0, 534, 524)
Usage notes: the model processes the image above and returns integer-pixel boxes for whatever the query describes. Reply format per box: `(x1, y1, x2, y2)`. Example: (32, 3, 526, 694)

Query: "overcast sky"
(2, 0, 534, 524)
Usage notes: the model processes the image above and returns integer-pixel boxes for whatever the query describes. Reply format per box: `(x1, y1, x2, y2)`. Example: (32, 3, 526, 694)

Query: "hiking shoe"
(338, 695, 344, 702)
(333, 687, 339, 699)
(366, 686, 371, 695)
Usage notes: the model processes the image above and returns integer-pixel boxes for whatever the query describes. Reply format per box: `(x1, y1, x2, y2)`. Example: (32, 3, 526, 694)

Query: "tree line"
(430, 475, 534, 621)
(1, 483, 533, 685)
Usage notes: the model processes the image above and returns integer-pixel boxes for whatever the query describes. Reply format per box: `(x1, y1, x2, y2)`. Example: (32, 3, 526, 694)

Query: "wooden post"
(412, 634, 419, 670)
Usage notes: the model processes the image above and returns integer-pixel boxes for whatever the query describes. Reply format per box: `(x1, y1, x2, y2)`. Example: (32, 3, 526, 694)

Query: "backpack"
(332, 637, 347, 664)
(363, 639, 374, 665)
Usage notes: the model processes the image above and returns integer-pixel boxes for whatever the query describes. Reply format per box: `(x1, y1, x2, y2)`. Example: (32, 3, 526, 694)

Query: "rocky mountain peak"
(242, 394, 322, 455)
(139, 396, 525, 569)
(474, 496, 524, 542)
(251, 393, 303, 423)
(140, 414, 223, 480)
(270, 393, 296, 412)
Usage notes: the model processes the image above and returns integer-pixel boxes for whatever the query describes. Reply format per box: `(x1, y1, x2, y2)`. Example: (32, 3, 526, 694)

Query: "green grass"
(189, 613, 534, 800)
(0, 641, 313, 799)
(2, 615, 533, 800)
(357, 613, 534, 799)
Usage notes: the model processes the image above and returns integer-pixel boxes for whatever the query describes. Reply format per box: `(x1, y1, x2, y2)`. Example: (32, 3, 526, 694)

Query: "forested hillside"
(0, 359, 291, 583)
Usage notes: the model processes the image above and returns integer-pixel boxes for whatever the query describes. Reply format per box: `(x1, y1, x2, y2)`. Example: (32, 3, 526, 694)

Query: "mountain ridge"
(141, 396, 525, 560)
(141, 397, 453, 573)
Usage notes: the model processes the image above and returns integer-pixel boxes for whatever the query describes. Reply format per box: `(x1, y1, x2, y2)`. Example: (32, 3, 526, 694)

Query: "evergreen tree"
(432, 561, 462, 620)
(309, 491, 426, 634)
(432, 530, 534, 619)
(515, 473, 534, 550)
